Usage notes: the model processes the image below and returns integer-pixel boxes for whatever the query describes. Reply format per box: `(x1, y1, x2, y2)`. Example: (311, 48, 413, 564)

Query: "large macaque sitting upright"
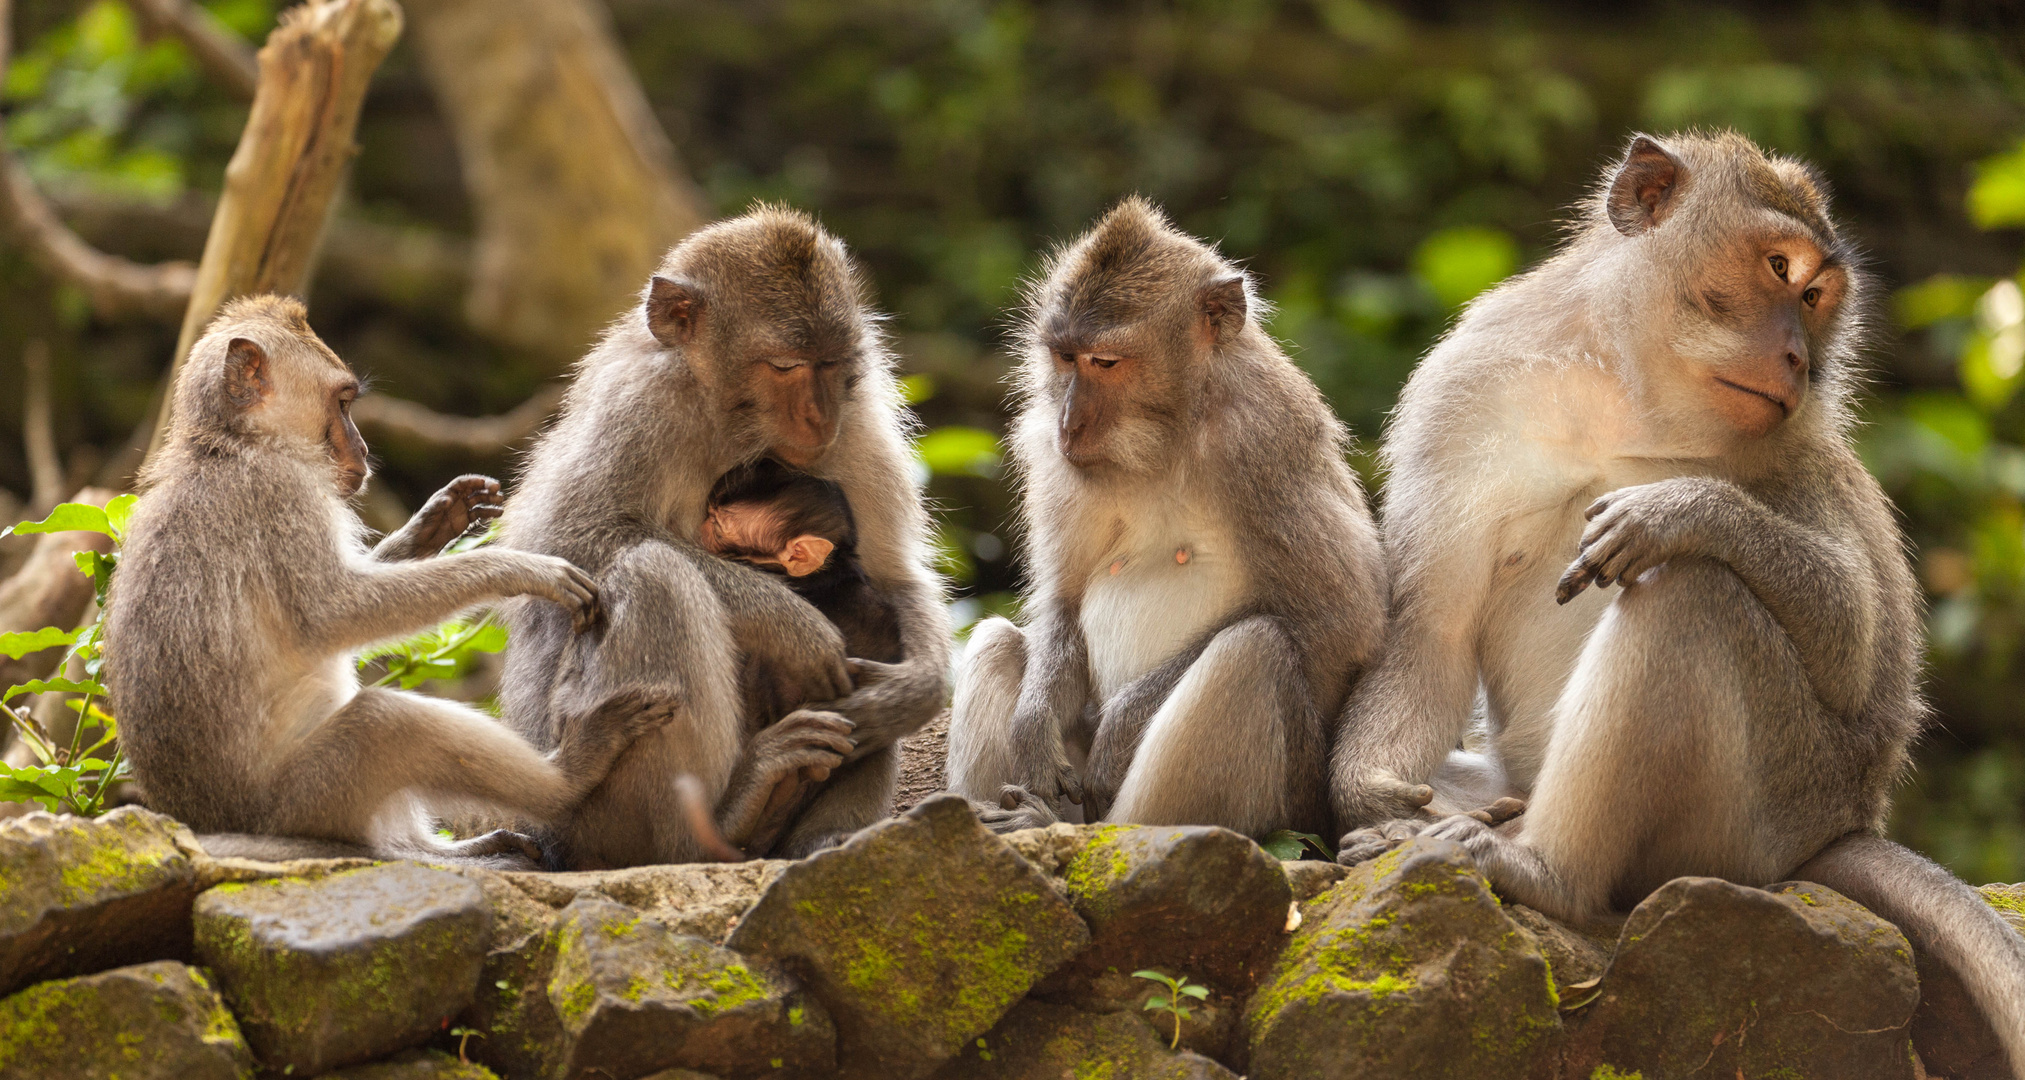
(948, 197, 1387, 837)
(499, 206, 949, 867)
(1331, 132, 2025, 1068)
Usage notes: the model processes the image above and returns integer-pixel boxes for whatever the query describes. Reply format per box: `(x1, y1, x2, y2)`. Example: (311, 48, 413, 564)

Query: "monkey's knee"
(948, 618, 1028, 801)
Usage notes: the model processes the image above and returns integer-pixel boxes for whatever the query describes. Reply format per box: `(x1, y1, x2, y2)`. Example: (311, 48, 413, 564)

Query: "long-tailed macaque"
(947, 197, 1387, 837)
(498, 207, 949, 867)
(1330, 132, 2025, 1070)
(104, 296, 672, 865)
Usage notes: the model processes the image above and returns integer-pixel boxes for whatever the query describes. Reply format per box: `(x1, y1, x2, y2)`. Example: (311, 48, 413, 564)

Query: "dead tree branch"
(124, 0, 260, 100)
(351, 384, 565, 455)
(21, 341, 61, 515)
(144, 0, 405, 461)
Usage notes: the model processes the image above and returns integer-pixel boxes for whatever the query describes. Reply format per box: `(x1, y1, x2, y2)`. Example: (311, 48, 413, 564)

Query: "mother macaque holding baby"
(498, 206, 949, 868)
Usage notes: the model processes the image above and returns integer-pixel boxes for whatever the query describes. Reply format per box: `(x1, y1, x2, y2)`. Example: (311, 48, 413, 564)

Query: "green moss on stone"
(1591, 1067, 1643, 1080)
(1063, 825, 1137, 910)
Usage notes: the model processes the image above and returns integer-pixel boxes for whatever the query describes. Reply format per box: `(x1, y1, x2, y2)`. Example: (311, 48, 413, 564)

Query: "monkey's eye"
(1802, 287, 1822, 307)
(768, 361, 799, 373)
(1057, 351, 1076, 366)
(1091, 356, 1120, 370)
(1769, 254, 1789, 280)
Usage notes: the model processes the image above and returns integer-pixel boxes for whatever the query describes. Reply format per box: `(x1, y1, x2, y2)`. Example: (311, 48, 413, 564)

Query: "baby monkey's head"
(701, 459, 857, 578)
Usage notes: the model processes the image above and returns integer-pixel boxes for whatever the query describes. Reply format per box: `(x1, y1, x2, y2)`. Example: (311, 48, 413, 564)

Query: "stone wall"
(1, 800, 2019, 1079)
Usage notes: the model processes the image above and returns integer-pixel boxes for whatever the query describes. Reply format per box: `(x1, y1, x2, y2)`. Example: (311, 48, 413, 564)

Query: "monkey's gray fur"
(104, 296, 671, 868)
(1331, 132, 2025, 1070)
(948, 197, 1387, 837)
(498, 206, 950, 867)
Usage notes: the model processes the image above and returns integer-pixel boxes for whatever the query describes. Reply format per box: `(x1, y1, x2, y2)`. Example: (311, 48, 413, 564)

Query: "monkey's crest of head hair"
(146, 294, 352, 486)
(653, 203, 883, 367)
(1018, 195, 1251, 359)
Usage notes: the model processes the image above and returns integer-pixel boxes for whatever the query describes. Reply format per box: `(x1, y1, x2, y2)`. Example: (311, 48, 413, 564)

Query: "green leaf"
(2, 502, 113, 541)
(1969, 141, 2025, 230)
(103, 493, 137, 540)
(1143, 995, 1170, 1011)
(1179, 985, 1210, 1000)
(897, 373, 936, 405)
(1260, 828, 1335, 860)
(1130, 970, 1174, 985)
(915, 426, 1002, 477)
(1412, 225, 1520, 309)
(1897, 275, 1993, 330)
(3, 676, 108, 703)
(0, 761, 82, 811)
(0, 627, 77, 660)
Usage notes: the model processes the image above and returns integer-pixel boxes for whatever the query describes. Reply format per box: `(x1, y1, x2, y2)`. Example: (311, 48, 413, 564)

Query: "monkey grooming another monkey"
(499, 206, 950, 868)
(1330, 132, 2025, 1069)
(701, 458, 904, 665)
(103, 296, 674, 866)
(947, 197, 1387, 838)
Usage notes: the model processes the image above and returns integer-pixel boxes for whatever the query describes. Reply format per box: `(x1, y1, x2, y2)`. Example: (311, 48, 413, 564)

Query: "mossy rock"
(1563, 878, 1919, 1080)
(728, 795, 1090, 1079)
(1039, 824, 1292, 997)
(548, 895, 832, 1079)
(929, 998, 1238, 1080)
(325, 1048, 499, 1079)
(193, 861, 491, 1075)
(1906, 881, 2025, 1080)
(0, 807, 200, 995)
(0, 959, 252, 1079)
(1243, 837, 1561, 1080)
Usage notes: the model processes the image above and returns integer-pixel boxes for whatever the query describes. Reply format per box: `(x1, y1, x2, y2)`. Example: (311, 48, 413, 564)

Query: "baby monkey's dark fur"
(707, 459, 903, 666)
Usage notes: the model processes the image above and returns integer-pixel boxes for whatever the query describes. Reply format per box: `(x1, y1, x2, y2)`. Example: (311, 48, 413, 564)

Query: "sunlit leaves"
(0, 627, 78, 661)
(1970, 141, 2025, 230)
(1642, 64, 1822, 151)
(359, 618, 509, 691)
(915, 426, 1002, 478)
(1411, 226, 1519, 310)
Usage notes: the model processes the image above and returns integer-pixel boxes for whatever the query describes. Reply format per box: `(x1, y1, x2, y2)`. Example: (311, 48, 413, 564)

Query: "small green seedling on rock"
(448, 1025, 485, 1063)
(1133, 969, 1209, 1049)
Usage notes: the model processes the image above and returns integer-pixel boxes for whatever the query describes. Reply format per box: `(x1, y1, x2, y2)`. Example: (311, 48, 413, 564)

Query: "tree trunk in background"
(405, 0, 707, 369)
(145, 0, 404, 461)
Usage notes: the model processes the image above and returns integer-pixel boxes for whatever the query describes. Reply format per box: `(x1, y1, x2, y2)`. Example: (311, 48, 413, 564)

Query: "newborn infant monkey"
(701, 459, 903, 666)
(698, 459, 905, 853)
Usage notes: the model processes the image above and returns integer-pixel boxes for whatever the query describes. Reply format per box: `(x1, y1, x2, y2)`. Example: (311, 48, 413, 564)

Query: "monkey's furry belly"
(1080, 546, 1244, 702)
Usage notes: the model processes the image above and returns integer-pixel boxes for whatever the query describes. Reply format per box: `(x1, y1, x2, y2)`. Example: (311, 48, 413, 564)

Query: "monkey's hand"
(719, 709, 856, 846)
(824, 658, 949, 754)
(1334, 764, 1435, 834)
(508, 552, 604, 635)
(1556, 478, 1715, 604)
(375, 474, 504, 561)
(972, 785, 1061, 834)
(1006, 705, 1084, 817)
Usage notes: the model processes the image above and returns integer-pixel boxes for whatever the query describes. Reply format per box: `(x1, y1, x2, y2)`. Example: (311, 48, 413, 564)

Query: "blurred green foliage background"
(5, 0, 2025, 878)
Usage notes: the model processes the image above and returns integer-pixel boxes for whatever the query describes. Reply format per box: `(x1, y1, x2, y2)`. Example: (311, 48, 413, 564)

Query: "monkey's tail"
(1795, 833, 2025, 1073)
(675, 773, 748, 863)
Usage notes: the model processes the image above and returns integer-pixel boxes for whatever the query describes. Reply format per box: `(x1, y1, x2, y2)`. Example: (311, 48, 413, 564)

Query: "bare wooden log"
(405, 0, 706, 367)
(0, 488, 114, 691)
(145, 0, 404, 460)
(124, 0, 260, 100)
(351, 383, 564, 455)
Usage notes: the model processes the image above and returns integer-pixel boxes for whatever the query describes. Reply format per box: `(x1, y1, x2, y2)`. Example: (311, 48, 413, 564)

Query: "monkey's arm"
(373, 475, 504, 562)
(821, 573, 951, 754)
(299, 548, 599, 652)
(1558, 476, 1879, 713)
(1003, 602, 1093, 813)
(676, 541, 855, 711)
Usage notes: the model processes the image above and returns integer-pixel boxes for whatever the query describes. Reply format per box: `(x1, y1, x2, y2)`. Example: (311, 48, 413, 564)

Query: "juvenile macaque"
(947, 197, 1387, 837)
(1330, 133, 2025, 1070)
(499, 207, 949, 867)
(700, 458, 903, 665)
(103, 296, 672, 865)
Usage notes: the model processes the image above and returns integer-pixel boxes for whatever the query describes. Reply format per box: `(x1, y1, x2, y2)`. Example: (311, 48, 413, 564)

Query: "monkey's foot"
(438, 828, 545, 867)
(972, 785, 1059, 834)
(1337, 817, 1429, 865)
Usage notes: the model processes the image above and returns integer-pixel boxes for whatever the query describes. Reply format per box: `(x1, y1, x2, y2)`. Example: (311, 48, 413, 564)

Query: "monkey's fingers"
(1483, 796, 1527, 824)
(1555, 559, 1598, 604)
(1583, 494, 1616, 521)
(1058, 764, 1085, 806)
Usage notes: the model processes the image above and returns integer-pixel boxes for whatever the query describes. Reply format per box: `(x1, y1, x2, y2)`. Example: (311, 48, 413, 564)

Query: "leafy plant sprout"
(0, 497, 136, 816)
(448, 1026, 485, 1063)
(1133, 969, 1209, 1050)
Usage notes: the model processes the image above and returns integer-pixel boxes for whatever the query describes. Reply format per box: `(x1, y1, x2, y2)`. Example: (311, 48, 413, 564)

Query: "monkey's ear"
(1607, 136, 1687, 236)
(224, 338, 272, 409)
(1199, 274, 1248, 343)
(647, 276, 705, 347)
(779, 534, 835, 578)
